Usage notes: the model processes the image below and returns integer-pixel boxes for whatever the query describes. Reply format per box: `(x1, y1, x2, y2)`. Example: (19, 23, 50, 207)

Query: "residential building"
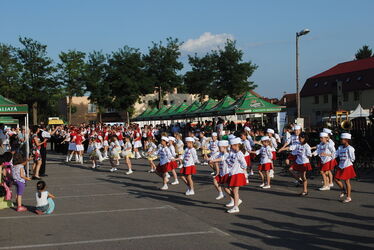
(277, 93, 296, 123)
(300, 57, 374, 127)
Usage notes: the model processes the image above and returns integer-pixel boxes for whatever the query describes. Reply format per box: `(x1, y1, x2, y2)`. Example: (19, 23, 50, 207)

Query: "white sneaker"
(319, 186, 330, 191)
(210, 172, 216, 176)
(262, 185, 271, 189)
(165, 173, 171, 178)
(227, 206, 240, 213)
(92, 165, 96, 169)
(178, 164, 183, 169)
(238, 199, 243, 206)
(126, 170, 133, 175)
(187, 189, 195, 195)
(110, 168, 116, 172)
(249, 170, 254, 176)
(160, 184, 168, 190)
(116, 162, 120, 166)
(185, 189, 190, 195)
(148, 169, 155, 173)
(225, 200, 235, 207)
(202, 162, 208, 165)
(329, 183, 334, 187)
(259, 183, 265, 188)
(343, 197, 352, 203)
(216, 193, 225, 200)
(171, 180, 179, 185)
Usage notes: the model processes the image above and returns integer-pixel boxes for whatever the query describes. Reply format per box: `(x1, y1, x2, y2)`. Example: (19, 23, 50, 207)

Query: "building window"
(107, 108, 116, 113)
(170, 100, 174, 105)
(183, 99, 187, 103)
(163, 100, 168, 105)
(343, 92, 349, 102)
(354, 91, 360, 101)
(323, 95, 328, 104)
(88, 103, 96, 113)
(314, 96, 319, 104)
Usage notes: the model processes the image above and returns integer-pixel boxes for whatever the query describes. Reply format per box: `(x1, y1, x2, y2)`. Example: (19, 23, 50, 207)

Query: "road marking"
(210, 227, 231, 236)
(23, 192, 129, 201)
(0, 206, 171, 220)
(0, 231, 216, 249)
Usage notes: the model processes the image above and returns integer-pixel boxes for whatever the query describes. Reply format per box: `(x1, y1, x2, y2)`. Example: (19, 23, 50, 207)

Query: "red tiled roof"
(301, 58, 374, 97)
(311, 57, 374, 79)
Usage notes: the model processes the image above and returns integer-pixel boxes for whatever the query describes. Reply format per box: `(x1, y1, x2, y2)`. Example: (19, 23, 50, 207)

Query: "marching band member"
(252, 136, 273, 189)
(180, 137, 200, 195)
(145, 136, 158, 173)
(334, 133, 356, 203)
(313, 132, 336, 191)
(156, 137, 173, 190)
(209, 140, 230, 200)
(225, 137, 247, 214)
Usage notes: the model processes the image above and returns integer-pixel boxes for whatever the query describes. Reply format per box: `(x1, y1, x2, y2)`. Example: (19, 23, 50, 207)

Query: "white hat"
(185, 137, 194, 142)
(341, 133, 352, 140)
(294, 125, 301, 130)
(218, 140, 229, 147)
(168, 136, 176, 142)
(230, 137, 242, 145)
(267, 128, 274, 134)
(323, 128, 332, 135)
(261, 136, 270, 141)
(244, 127, 251, 132)
(319, 132, 329, 138)
(161, 136, 169, 142)
(212, 132, 218, 137)
(228, 134, 236, 140)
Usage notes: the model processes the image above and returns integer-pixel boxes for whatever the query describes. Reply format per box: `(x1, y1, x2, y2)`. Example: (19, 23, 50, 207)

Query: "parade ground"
(1, 152, 373, 250)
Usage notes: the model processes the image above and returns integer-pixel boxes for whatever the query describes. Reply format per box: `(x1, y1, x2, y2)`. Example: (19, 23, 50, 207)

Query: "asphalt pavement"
(0, 151, 373, 250)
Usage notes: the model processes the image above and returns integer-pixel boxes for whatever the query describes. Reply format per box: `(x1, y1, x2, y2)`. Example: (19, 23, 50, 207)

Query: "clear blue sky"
(1, 0, 373, 98)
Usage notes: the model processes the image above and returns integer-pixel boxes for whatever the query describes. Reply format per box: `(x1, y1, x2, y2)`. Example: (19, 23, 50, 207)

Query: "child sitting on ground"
(35, 180, 56, 215)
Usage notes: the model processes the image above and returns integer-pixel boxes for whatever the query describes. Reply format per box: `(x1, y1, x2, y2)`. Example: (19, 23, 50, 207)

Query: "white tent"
(349, 104, 370, 118)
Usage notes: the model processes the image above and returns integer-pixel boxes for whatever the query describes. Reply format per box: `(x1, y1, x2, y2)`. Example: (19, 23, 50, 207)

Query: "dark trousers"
(39, 146, 47, 175)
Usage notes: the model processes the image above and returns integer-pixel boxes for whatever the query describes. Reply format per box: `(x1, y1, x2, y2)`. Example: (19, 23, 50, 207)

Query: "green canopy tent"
(148, 106, 170, 121)
(162, 103, 190, 120)
(219, 91, 284, 115)
(173, 100, 201, 119)
(186, 99, 218, 118)
(133, 107, 153, 122)
(199, 96, 235, 117)
(157, 105, 180, 121)
(140, 107, 159, 122)
(0, 95, 30, 176)
(0, 116, 19, 125)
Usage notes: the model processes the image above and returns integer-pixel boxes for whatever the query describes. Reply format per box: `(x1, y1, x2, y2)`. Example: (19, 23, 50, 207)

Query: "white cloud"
(181, 32, 234, 52)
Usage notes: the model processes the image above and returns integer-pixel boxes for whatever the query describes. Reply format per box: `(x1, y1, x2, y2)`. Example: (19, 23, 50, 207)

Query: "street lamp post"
(296, 28, 310, 120)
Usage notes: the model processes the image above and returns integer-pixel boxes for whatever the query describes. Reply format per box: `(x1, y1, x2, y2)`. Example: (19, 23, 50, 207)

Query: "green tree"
(143, 38, 183, 108)
(85, 51, 112, 123)
(58, 50, 86, 124)
(212, 40, 257, 99)
(355, 45, 373, 60)
(17, 37, 57, 125)
(184, 40, 257, 100)
(107, 46, 152, 117)
(0, 44, 22, 100)
(184, 52, 218, 101)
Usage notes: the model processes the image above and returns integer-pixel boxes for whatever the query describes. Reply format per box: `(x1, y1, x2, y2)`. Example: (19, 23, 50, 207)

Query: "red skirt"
(319, 160, 334, 172)
(272, 151, 277, 160)
(244, 155, 251, 167)
(330, 159, 338, 170)
(156, 162, 173, 173)
(258, 163, 272, 171)
(180, 165, 196, 175)
(292, 163, 312, 172)
(170, 161, 178, 169)
(215, 174, 229, 184)
(228, 173, 247, 187)
(250, 153, 257, 160)
(287, 154, 297, 161)
(335, 165, 356, 180)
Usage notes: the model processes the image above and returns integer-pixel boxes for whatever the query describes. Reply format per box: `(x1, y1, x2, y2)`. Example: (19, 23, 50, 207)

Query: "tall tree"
(17, 37, 57, 125)
(58, 50, 86, 124)
(107, 46, 152, 116)
(355, 45, 373, 60)
(184, 52, 218, 101)
(184, 40, 258, 100)
(85, 51, 112, 123)
(143, 38, 183, 108)
(0, 44, 22, 100)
